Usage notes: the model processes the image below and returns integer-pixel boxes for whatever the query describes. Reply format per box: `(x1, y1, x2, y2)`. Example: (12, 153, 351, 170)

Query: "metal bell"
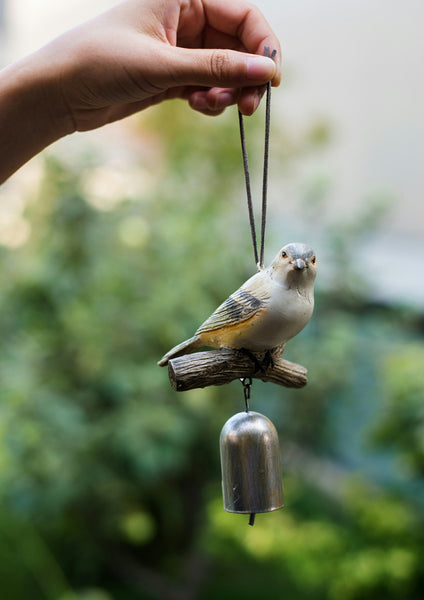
(220, 411, 284, 525)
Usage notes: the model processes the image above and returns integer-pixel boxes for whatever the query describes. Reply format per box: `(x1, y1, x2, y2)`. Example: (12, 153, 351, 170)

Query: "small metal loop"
(240, 377, 252, 412)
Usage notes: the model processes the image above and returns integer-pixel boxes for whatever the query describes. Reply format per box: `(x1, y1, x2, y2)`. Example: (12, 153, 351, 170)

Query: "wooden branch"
(167, 348, 307, 392)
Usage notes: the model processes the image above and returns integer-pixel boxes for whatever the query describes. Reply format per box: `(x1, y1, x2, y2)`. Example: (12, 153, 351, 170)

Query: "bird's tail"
(157, 336, 201, 367)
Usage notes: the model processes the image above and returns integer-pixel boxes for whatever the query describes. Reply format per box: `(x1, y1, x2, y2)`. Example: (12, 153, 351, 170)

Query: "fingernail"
(246, 56, 276, 81)
(240, 92, 261, 117)
(252, 93, 261, 113)
(213, 92, 233, 110)
(191, 93, 207, 110)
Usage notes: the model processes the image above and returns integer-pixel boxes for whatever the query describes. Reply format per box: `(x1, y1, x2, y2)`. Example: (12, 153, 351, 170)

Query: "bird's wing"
(196, 271, 271, 334)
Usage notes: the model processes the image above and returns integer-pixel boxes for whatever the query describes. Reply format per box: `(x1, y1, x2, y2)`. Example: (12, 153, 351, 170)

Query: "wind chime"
(158, 48, 317, 526)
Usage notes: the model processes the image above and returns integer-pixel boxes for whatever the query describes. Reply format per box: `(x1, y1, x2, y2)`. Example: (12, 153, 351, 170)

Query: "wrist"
(0, 51, 74, 182)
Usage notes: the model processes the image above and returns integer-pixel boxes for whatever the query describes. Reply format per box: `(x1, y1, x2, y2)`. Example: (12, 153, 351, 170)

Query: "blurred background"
(1, 1, 424, 599)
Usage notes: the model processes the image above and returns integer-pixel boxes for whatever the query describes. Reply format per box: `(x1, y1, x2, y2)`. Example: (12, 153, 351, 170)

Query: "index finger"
(202, 0, 281, 85)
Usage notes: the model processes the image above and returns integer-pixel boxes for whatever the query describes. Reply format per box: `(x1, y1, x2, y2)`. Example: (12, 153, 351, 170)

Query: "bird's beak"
(292, 258, 306, 270)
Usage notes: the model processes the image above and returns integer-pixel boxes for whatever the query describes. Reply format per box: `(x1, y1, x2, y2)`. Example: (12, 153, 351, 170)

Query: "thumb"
(158, 46, 277, 89)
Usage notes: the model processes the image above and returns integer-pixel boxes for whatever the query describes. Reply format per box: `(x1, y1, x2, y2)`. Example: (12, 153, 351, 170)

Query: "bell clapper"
(249, 513, 256, 527)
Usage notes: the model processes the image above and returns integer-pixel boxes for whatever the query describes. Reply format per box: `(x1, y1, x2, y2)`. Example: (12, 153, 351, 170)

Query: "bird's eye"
(281, 251, 288, 258)
(311, 256, 316, 265)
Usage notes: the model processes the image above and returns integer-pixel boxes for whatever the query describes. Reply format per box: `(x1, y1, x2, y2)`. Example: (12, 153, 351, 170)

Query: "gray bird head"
(270, 242, 317, 287)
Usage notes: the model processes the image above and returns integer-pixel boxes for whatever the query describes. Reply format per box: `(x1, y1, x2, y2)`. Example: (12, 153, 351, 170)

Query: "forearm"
(0, 52, 73, 184)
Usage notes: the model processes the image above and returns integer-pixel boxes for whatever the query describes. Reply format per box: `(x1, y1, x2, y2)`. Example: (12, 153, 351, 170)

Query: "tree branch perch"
(167, 348, 307, 392)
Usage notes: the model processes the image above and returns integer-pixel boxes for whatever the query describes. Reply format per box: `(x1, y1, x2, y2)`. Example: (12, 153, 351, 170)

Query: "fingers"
(160, 45, 276, 90)
(187, 85, 266, 117)
(201, 0, 282, 86)
(237, 85, 266, 116)
(188, 87, 238, 114)
(112, 0, 281, 117)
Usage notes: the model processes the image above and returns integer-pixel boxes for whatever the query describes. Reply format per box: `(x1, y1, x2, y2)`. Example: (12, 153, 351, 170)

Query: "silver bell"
(220, 411, 284, 525)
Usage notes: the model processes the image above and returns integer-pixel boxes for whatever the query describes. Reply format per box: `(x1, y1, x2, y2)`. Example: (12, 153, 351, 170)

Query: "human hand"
(0, 0, 281, 182)
(38, 0, 281, 133)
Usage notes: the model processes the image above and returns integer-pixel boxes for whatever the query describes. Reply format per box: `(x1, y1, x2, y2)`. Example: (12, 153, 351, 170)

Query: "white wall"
(5, 0, 116, 59)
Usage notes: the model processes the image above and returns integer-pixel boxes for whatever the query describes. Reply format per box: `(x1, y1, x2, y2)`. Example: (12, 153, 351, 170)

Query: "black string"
(261, 47, 276, 267)
(238, 111, 258, 266)
(238, 47, 276, 269)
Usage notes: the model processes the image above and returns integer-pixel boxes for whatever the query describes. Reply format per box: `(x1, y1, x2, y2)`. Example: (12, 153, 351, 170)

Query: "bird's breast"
(227, 286, 314, 351)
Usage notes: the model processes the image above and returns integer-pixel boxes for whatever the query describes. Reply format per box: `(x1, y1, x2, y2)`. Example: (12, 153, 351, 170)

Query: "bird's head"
(270, 242, 317, 287)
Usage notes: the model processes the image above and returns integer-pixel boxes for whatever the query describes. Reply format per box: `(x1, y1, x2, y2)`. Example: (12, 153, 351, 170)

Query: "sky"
(2, 0, 424, 304)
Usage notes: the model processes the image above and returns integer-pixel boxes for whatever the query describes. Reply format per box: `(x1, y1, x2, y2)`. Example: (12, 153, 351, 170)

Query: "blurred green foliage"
(0, 102, 423, 599)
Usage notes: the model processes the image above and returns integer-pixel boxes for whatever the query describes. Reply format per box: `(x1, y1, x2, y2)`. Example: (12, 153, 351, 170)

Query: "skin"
(0, 0, 281, 183)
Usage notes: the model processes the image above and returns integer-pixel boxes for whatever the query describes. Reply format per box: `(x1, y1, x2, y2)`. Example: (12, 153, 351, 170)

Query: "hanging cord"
(238, 111, 257, 265)
(238, 47, 277, 270)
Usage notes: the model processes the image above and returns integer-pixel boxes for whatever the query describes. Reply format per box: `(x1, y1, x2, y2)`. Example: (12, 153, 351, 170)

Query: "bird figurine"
(158, 242, 317, 367)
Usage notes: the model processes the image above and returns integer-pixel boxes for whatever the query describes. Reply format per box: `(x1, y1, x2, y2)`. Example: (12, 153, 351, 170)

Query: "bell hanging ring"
(220, 411, 284, 526)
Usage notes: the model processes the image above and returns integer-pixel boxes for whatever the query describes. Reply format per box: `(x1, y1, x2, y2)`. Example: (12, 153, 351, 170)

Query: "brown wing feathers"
(196, 290, 264, 334)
